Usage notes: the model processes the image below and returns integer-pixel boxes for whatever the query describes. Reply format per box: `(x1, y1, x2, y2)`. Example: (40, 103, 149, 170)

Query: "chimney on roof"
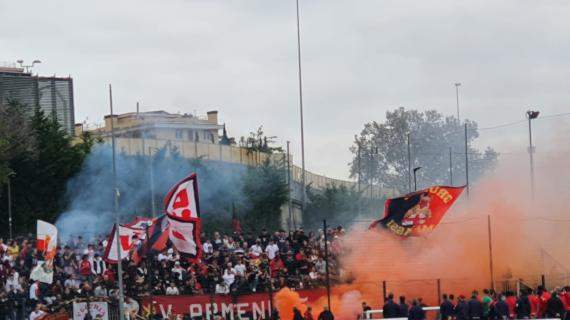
(206, 110, 218, 124)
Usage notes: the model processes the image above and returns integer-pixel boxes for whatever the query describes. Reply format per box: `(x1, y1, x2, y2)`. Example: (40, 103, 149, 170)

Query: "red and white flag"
(164, 173, 200, 220)
(103, 224, 146, 263)
(125, 216, 154, 229)
(37, 220, 57, 261)
(167, 216, 202, 261)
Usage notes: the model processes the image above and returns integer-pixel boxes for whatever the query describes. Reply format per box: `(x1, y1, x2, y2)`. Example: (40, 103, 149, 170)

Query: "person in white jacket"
(165, 282, 180, 295)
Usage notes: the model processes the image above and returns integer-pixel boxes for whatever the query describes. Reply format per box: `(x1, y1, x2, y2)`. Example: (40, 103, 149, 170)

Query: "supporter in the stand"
(455, 295, 469, 320)
(399, 296, 409, 318)
(545, 291, 565, 319)
(317, 306, 334, 320)
(292, 307, 303, 320)
(408, 299, 425, 320)
(215, 281, 229, 295)
(440, 294, 454, 320)
(28, 280, 40, 307)
(482, 289, 492, 320)
(165, 282, 179, 295)
(91, 253, 106, 277)
(538, 285, 551, 318)
(383, 293, 400, 318)
(249, 240, 263, 259)
(468, 291, 483, 320)
(304, 306, 314, 320)
(494, 294, 509, 320)
(265, 240, 279, 260)
(78, 255, 91, 280)
(562, 287, 570, 320)
(504, 291, 516, 319)
(515, 290, 531, 319)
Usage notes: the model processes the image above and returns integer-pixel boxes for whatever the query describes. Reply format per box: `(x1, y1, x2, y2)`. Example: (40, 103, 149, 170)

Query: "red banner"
(370, 186, 465, 236)
(142, 289, 326, 320)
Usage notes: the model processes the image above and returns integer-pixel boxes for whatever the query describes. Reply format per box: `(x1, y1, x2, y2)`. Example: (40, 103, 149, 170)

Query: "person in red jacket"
(529, 290, 540, 318)
(561, 287, 570, 320)
(304, 306, 314, 320)
(79, 254, 92, 280)
(538, 286, 552, 318)
(505, 291, 517, 319)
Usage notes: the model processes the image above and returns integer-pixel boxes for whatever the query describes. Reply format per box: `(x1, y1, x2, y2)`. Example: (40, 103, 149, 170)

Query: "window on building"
(175, 130, 183, 139)
(187, 130, 194, 141)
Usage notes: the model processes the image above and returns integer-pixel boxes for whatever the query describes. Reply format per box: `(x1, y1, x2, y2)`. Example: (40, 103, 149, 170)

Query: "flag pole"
(323, 219, 332, 311)
(109, 84, 126, 320)
(487, 214, 495, 291)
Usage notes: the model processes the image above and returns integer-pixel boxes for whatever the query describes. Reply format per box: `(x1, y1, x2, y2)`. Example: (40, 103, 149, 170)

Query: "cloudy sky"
(2, 0, 569, 180)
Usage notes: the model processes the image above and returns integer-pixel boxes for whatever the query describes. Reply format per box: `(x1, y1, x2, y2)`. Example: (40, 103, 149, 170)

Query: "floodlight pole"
(109, 84, 126, 320)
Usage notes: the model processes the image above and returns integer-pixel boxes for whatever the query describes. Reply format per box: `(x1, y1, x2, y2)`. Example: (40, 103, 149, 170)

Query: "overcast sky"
(2, 0, 569, 180)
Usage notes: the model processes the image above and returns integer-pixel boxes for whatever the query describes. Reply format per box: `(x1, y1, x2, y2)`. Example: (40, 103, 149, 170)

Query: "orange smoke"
(274, 150, 570, 318)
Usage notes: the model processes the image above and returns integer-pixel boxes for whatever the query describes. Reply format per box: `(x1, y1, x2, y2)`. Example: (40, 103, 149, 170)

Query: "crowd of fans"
(0, 226, 345, 319)
(361, 287, 570, 320)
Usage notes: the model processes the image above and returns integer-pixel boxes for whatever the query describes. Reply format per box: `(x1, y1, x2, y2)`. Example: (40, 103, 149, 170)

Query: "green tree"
(241, 158, 289, 232)
(0, 101, 36, 184)
(240, 126, 283, 154)
(1, 104, 96, 234)
(349, 108, 498, 193)
(304, 184, 370, 229)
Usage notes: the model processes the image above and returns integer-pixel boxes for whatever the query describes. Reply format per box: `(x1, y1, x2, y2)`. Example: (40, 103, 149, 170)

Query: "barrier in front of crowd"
(364, 306, 440, 320)
(142, 288, 327, 320)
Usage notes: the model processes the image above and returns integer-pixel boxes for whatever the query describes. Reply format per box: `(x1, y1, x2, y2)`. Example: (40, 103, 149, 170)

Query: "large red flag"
(369, 185, 465, 237)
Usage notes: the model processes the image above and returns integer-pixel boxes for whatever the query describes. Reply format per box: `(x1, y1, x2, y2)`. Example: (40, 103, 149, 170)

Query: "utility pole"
(449, 147, 453, 186)
(149, 147, 156, 218)
(407, 133, 412, 193)
(323, 220, 332, 311)
(455, 83, 461, 121)
(286, 141, 293, 231)
(526, 110, 540, 199)
(109, 84, 126, 320)
(487, 215, 495, 291)
(295, 0, 307, 218)
(7, 174, 13, 239)
(464, 123, 470, 197)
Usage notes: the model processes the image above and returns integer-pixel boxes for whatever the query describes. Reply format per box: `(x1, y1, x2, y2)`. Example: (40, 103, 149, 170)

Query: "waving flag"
(163, 173, 203, 261)
(131, 215, 170, 264)
(369, 186, 465, 237)
(37, 220, 58, 262)
(126, 216, 154, 229)
(168, 216, 202, 261)
(164, 173, 200, 220)
(103, 224, 146, 263)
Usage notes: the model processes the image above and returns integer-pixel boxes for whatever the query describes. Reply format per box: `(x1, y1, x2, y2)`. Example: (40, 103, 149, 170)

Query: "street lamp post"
(413, 167, 422, 191)
(295, 0, 307, 217)
(526, 110, 540, 199)
(455, 83, 461, 121)
(407, 133, 412, 193)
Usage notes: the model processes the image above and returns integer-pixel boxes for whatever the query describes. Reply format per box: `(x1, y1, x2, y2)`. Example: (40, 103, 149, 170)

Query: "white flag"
(103, 224, 146, 263)
(37, 220, 57, 261)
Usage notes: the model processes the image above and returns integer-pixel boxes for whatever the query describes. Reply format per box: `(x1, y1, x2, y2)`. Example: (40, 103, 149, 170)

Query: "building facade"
(80, 110, 223, 144)
(0, 65, 75, 135)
